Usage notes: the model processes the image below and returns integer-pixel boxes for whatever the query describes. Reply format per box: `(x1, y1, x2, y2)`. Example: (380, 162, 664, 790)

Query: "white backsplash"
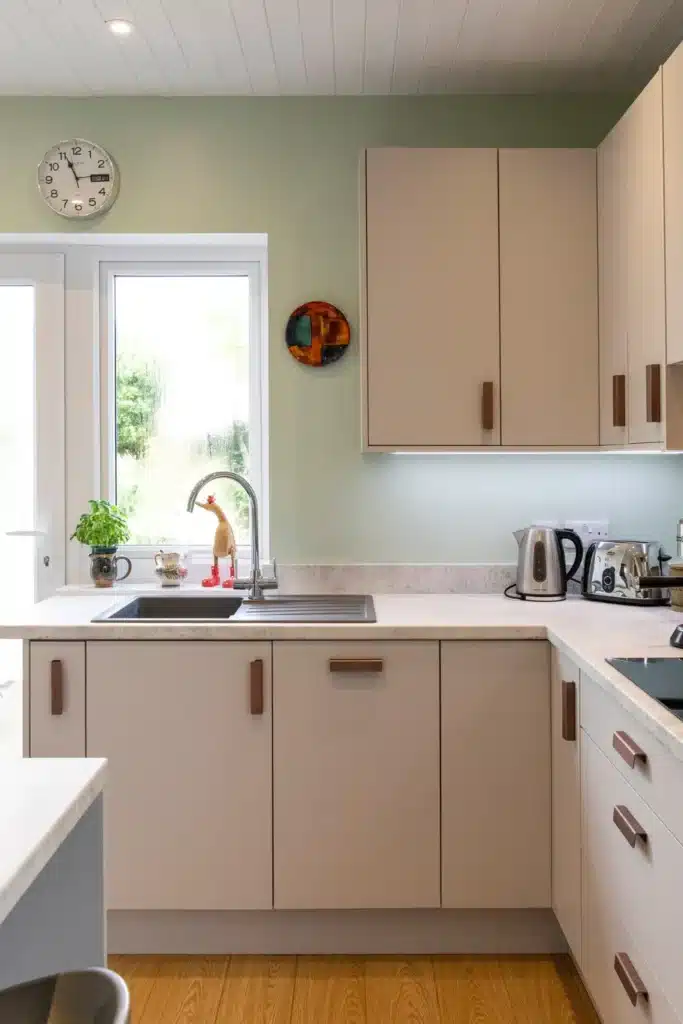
(278, 564, 517, 595)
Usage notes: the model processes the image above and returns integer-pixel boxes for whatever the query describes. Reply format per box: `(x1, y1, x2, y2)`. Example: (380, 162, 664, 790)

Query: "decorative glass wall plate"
(286, 301, 351, 367)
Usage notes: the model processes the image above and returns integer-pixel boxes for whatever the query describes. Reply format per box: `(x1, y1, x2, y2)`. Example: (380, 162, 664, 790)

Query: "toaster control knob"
(602, 567, 616, 593)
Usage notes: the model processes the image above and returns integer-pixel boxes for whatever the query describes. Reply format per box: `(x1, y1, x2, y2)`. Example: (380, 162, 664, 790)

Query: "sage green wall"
(4, 95, 679, 564)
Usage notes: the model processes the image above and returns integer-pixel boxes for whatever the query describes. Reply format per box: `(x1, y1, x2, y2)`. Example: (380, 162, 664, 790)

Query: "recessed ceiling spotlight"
(106, 19, 134, 36)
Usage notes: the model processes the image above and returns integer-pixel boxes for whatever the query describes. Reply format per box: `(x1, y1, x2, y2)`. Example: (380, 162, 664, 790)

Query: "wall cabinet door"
(598, 119, 629, 446)
(551, 650, 582, 964)
(664, 42, 683, 367)
(364, 148, 501, 448)
(499, 149, 599, 447)
(273, 641, 440, 909)
(441, 641, 551, 908)
(625, 72, 666, 444)
(29, 641, 85, 756)
(86, 641, 272, 911)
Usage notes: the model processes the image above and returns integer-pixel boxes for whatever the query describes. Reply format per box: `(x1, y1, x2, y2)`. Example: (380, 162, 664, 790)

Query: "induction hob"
(606, 658, 683, 721)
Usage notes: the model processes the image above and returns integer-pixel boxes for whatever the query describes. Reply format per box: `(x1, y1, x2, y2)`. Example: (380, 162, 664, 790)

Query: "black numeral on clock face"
(98, 159, 105, 169)
(49, 162, 59, 171)
(89, 198, 96, 207)
(98, 188, 106, 196)
(58, 151, 66, 160)
(50, 189, 58, 198)
(62, 200, 68, 209)
(44, 175, 53, 184)
(74, 203, 83, 212)
(72, 146, 82, 156)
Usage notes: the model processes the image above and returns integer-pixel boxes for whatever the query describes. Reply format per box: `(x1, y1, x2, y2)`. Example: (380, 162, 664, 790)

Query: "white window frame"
(99, 255, 267, 578)
(0, 234, 269, 587)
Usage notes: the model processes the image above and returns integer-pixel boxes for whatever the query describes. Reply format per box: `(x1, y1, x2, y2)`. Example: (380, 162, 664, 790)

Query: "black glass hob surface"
(606, 658, 683, 720)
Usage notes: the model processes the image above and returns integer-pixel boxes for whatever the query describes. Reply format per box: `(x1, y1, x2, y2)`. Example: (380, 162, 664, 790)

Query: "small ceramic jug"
(154, 550, 186, 587)
(89, 547, 132, 588)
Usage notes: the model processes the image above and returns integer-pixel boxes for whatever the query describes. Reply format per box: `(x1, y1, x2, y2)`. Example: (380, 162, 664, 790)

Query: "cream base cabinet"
(86, 641, 272, 911)
(499, 149, 599, 447)
(550, 650, 582, 964)
(29, 641, 85, 756)
(441, 641, 551, 908)
(364, 148, 501, 448)
(273, 641, 440, 909)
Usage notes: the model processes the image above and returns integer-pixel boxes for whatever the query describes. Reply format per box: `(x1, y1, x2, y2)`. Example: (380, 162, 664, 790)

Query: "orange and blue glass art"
(286, 300, 351, 367)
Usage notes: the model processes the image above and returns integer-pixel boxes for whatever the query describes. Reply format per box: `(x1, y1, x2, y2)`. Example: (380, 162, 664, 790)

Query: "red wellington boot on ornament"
(202, 564, 221, 588)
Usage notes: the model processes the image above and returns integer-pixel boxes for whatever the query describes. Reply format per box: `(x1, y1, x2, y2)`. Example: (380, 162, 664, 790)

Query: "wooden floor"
(108, 954, 600, 1023)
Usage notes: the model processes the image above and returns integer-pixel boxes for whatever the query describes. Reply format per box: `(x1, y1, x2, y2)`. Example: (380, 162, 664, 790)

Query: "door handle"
(481, 381, 495, 431)
(612, 374, 626, 428)
(561, 680, 577, 741)
(613, 805, 648, 848)
(50, 659, 64, 716)
(614, 953, 648, 1006)
(250, 659, 264, 715)
(329, 659, 384, 674)
(613, 730, 647, 769)
(646, 363, 661, 423)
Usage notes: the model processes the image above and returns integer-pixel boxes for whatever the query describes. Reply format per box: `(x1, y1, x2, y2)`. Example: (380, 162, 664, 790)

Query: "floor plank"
(137, 956, 227, 1024)
(107, 954, 163, 1024)
(291, 956, 365, 1024)
(215, 955, 296, 1024)
(434, 956, 519, 1024)
(365, 957, 441, 1024)
(501, 956, 596, 1024)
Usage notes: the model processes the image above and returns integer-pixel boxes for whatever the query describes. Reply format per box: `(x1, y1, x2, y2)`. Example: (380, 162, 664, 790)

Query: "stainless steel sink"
(92, 594, 376, 624)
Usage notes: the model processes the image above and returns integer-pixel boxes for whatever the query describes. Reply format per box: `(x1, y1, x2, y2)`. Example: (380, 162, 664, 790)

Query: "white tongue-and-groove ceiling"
(0, 0, 682, 95)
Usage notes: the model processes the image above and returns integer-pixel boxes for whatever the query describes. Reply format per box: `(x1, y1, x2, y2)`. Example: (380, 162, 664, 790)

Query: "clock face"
(37, 139, 119, 219)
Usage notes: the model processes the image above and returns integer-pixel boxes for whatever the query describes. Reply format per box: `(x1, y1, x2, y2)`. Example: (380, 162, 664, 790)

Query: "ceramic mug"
(89, 548, 132, 589)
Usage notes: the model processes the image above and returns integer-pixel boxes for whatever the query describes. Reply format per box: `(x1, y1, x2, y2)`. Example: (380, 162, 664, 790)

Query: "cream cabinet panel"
(625, 73, 666, 444)
(273, 641, 440, 909)
(441, 641, 551, 908)
(86, 641, 272, 911)
(664, 42, 683, 366)
(598, 119, 629, 446)
(29, 641, 85, 756)
(499, 149, 599, 447)
(364, 148, 501, 448)
(551, 650, 582, 964)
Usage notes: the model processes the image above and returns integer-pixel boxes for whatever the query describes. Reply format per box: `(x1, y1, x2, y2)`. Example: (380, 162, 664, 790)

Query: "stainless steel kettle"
(509, 526, 584, 601)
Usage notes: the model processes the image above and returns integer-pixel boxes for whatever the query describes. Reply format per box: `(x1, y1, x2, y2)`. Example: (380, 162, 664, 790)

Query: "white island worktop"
(3, 590, 683, 758)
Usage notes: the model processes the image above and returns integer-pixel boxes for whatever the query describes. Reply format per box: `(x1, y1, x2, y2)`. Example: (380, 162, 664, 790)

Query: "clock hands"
(65, 157, 80, 186)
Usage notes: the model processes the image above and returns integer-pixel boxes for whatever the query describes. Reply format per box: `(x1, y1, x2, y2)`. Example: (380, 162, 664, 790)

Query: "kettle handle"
(556, 529, 584, 582)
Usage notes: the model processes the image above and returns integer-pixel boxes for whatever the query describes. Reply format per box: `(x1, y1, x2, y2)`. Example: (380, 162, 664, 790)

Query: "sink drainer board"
(92, 594, 376, 624)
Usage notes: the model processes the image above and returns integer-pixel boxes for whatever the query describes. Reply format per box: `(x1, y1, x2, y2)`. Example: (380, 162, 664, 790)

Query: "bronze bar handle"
(613, 730, 647, 769)
(614, 953, 648, 1006)
(50, 659, 64, 716)
(250, 659, 264, 716)
(612, 373, 626, 428)
(329, 659, 384, 674)
(481, 381, 495, 431)
(613, 805, 648, 848)
(646, 363, 661, 423)
(561, 680, 577, 742)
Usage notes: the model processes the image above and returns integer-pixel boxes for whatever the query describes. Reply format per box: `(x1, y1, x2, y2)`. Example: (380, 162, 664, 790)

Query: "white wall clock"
(37, 139, 119, 219)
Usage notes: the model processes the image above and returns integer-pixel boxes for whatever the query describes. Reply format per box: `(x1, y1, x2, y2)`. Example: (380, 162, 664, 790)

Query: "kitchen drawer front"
(583, 731, 683, 1019)
(581, 671, 683, 846)
(584, 835, 680, 1024)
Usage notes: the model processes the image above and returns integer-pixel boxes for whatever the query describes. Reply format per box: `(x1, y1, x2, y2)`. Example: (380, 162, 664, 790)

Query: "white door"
(0, 254, 65, 601)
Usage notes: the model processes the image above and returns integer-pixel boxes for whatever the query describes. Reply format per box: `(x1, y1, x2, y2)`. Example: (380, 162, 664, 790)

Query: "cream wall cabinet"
(363, 148, 501, 448)
(272, 641, 441, 910)
(441, 641, 551, 908)
(363, 147, 599, 450)
(550, 650, 582, 965)
(29, 641, 85, 757)
(498, 149, 599, 447)
(664, 41, 683, 367)
(86, 641, 273, 911)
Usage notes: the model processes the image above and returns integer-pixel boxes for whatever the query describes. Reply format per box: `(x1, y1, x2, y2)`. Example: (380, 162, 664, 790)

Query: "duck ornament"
(195, 495, 237, 588)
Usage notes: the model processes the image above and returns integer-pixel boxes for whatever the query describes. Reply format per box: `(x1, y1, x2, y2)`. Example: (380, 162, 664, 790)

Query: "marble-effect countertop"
(0, 758, 106, 928)
(3, 590, 683, 761)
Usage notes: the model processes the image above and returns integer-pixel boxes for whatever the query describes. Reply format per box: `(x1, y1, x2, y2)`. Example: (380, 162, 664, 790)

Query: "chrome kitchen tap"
(186, 471, 277, 601)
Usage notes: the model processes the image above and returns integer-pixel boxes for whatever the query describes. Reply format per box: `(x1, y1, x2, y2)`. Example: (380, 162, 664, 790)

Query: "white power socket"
(564, 520, 610, 544)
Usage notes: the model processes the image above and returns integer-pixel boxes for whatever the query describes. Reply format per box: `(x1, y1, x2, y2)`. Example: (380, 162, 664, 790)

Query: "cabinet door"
(273, 641, 440, 909)
(551, 650, 582, 964)
(364, 148, 501, 448)
(29, 641, 85, 756)
(86, 641, 272, 910)
(664, 43, 683, 366)
(441, 641, 551, 908)
(499, 149, 599, 447)
(625, 72, 666, 444)
(598, 120, 629, 446)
